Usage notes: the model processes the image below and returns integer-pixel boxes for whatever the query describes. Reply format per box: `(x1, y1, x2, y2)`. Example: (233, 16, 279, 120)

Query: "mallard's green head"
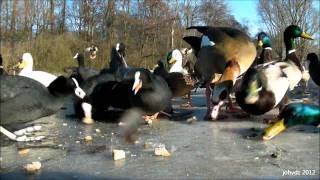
(158, 59, 168, 69)
(284, 25, 313, 39)
(263, 103, 320, 140)
(257, 32, 271, 48)
(167, 49, 182, 65)
(284, 25, 313, 53)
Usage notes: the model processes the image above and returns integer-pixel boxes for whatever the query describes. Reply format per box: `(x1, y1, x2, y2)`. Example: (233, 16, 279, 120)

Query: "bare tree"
(258, 0, 319, 60)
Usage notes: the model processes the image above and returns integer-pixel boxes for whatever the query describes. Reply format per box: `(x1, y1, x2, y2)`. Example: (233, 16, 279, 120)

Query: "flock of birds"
(0, 25, 319, 142)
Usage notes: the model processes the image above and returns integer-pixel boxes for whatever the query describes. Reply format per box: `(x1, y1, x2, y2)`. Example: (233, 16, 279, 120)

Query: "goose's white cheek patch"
(201, 35, 215, 48)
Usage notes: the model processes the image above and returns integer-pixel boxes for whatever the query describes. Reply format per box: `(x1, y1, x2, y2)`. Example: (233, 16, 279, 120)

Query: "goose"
(69, 52, 100, 84)
(101, 42, 128, 74)
(183, 26, 257, 120)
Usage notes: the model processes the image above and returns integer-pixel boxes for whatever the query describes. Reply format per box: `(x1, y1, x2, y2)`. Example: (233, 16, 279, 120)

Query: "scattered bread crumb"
(24, 161, 41, 173)
(113, 149, 126, 160)
(18, 149, 30, 156)
(84, 135, 92, 142)
(155, 146, 171, 157)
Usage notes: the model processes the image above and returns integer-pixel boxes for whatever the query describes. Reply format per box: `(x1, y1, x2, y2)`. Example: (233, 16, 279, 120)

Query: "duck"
(262, 103, 320, 140)
(72, 43, 129, 115)
(17, 53, 57, 87)
(100, 42, 128, 74)
(68, 51, 100, 84)
(306, 53, 320, 86)
(256, 32, 273, 65)
(153, 49, 196, 106)
(76, 69, 172, 124)
(0, 54, 6, 75)
(74, 43, 127, 94)
(235, 25, 314, 115)
(167, 49, 188, 74)
(153, 59, 169, 78)
(183, 26, 257, 120)
(85, 45, 99, 60)
(0, 75, 85, 127)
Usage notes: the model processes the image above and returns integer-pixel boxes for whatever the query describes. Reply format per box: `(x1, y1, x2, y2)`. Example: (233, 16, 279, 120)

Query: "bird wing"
(0, 75, 47, 102)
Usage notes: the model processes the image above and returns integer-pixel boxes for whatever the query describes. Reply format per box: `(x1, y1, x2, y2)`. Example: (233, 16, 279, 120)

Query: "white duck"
(167, 49, 188, 74)
(18, 53, 57, 87)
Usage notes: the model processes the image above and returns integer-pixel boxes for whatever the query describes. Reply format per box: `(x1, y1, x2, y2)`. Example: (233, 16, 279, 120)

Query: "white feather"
(116, 43, 120, 51)
(73, 53, 79, 59)
(169, 49, 188, 74)
(20, 71, 57, 87)
(279, 61, 302, 90)
(18, 53, 57, 87)
(200, 35, 215, 48)
(259, 64, 290, 106)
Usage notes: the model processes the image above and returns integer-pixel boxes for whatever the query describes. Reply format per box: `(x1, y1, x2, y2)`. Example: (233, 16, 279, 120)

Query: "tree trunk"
(10, 0, 17, 56)
(60, 0, 66, 33)
(49, 0, 55, 33)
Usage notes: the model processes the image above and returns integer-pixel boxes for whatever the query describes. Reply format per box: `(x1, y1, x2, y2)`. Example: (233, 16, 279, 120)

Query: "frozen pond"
(1, 82, 319, 179)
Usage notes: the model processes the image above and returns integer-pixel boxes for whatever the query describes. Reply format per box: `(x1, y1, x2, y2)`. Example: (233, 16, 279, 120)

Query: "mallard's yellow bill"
(301, 32, 313, 40)
(168, 57, 176, 64)
(17, 61, 26, 68)
(262, 119, 286, 140)
(257, 40, 263, 47)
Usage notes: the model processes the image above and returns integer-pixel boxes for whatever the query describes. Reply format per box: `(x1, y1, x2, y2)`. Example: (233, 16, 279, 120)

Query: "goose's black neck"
(77, 54, 85, 68)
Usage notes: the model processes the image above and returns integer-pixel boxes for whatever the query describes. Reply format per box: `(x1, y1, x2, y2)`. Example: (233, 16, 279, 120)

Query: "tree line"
(0, 0, 318, 73)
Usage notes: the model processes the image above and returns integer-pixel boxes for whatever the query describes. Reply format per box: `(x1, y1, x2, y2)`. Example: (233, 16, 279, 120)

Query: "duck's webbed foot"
(0, 125, 45, 142)
(225, 95, 242, 113)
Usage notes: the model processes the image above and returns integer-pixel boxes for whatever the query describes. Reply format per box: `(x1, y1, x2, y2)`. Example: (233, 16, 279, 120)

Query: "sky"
(226, 0, 320, 37)
(226, 0, 262, 36)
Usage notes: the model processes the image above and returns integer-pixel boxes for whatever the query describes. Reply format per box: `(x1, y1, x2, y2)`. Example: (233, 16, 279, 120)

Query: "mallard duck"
(183, 26, 257, 120)
(235, 25, 314, 115)
(17, 53, 57, 87)
(306, 53, 320, 86)
(262, 103, 320, 140)
(256, 32, 273, 65)
(76, 69, 172, 124)
(0, 75, 85, 126)
(166, 49, 196, 97)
